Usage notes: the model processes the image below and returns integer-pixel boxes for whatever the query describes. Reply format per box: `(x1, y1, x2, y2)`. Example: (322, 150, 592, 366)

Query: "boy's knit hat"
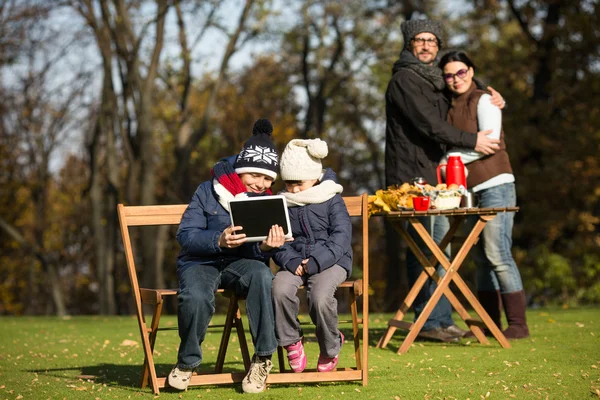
(280, 138, 328, 181)
(401, 19, 443, 49)
(234, 119, 278, 180)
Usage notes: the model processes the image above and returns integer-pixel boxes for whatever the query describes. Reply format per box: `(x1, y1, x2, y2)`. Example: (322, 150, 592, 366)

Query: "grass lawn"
(0, 307, 599, 399)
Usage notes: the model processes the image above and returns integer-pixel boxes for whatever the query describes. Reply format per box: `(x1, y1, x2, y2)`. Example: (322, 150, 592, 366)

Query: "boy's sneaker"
(284, 338, 307, 372)
(167, 365, 194, 390)
(317, 332, 344, 372)
(242, 354, 273, 393)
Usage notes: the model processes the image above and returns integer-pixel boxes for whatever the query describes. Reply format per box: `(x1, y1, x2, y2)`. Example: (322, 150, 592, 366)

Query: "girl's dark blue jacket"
(273, 169, 353, 278)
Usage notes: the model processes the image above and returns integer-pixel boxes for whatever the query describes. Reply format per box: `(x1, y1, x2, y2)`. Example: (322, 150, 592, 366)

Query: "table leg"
(376, 217, 462, 349)
(376, 270, 427, 348)
(398, 215, 509, 353)
(398, 217, 488, 344)
(445, 215, 510, 349)
(397, 217, 480, 353)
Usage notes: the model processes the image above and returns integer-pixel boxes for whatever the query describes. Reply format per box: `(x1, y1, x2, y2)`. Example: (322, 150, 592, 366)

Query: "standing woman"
(438, 51, 529, 339)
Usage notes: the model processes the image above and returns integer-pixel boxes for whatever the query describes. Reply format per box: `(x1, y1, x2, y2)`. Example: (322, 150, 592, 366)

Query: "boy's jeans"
(405, 215, 455, 331)
(176, 258, 277, 369)
(469, 183, 524, 293)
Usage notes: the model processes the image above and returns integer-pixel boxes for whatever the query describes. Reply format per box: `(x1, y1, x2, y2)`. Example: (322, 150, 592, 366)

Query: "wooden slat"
(388, 320, 413, 330)
(343, 196, 363, 217)
(377, 206, 520, 218)
(140, 288, 177, 305)
(123, 204, 188, 216)
(155, 369, 364, 388)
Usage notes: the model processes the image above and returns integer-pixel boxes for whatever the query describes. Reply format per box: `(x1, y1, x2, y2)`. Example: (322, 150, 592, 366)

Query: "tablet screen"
(229, 195, 292, 242)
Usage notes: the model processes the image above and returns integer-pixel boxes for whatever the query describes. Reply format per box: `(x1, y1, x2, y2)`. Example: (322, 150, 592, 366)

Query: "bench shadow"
(27, 360, 248, 393)
(26, 327, 449, 392)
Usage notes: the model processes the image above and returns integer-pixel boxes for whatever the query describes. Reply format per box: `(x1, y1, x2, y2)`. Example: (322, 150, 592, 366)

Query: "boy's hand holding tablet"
(218, 224, 291, 251)
(221, 195, 294, 251)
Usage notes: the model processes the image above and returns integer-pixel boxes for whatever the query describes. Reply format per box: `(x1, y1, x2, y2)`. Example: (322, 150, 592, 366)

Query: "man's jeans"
(176, 258, 277, 369)
(469, 183, 524, 294)
(406, 215, 455, 331)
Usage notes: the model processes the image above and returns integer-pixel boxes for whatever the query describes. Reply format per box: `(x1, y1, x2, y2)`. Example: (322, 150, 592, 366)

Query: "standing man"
(384, 19, 502, 342)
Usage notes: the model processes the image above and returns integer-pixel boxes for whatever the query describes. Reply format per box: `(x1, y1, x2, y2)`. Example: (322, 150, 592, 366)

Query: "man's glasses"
(411, 37, 438, 47)
(443, 69, 468, 82)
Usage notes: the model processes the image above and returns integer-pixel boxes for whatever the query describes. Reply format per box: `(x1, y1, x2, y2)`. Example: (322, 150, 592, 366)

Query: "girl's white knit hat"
(280, 138, 328, 181)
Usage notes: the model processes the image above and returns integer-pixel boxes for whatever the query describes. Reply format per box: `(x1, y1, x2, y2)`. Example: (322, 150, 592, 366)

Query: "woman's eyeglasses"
(443, 69, 468, 82)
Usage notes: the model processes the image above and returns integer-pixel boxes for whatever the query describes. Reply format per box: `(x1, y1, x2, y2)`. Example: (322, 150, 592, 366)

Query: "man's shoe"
(242, 354, 273, 393)
(284, 338, 307, 373)
(167, 366, 194, 391)
(442, 324, 468, 338)
(416, 327, 460, 343)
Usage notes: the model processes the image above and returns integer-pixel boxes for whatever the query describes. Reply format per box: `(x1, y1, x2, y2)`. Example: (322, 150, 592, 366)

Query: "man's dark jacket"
(384, 55, 478, 186)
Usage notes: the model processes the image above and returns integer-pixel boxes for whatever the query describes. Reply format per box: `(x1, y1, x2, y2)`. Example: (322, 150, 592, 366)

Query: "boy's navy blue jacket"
(273, 169, 353, 278)
(176, 156, 269, 277)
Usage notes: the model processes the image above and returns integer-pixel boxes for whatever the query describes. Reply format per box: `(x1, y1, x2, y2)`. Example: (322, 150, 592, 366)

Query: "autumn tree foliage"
(0, 0, 597, 315)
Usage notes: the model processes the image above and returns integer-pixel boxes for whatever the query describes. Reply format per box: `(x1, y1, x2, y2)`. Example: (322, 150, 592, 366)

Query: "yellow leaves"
(67, 384, 88, 391)
(119, 339, 139, 347)
(367, 193, 390, 216)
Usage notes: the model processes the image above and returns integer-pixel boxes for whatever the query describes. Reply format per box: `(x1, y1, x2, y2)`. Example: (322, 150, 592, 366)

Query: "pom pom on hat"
(252, 119, 273, 135)
(234, 119, 279, 180)
(280, 138, 328, 181)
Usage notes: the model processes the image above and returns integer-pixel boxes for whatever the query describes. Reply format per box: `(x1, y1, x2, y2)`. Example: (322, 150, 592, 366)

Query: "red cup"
(413, 196, 430, 211)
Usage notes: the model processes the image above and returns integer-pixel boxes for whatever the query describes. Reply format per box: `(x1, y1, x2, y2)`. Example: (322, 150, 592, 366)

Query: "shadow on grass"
(25, 327, 468, 393)
(27, 360, 249, 393)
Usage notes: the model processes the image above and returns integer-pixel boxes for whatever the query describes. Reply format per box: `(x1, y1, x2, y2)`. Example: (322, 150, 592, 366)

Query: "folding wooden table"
(375, 207, 519, 354)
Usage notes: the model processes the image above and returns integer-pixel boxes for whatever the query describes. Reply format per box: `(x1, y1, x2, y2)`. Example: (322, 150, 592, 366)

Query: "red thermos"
(436, 153, 467, 188)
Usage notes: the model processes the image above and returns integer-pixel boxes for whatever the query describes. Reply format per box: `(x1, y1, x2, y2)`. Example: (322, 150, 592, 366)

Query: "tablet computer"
(228, 195, 293, 242)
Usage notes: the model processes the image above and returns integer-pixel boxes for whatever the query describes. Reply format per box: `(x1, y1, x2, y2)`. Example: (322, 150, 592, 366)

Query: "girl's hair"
(439, 51, 477, 70)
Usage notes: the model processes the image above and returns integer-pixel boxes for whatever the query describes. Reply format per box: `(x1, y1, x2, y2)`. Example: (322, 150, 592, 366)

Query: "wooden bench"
(117, 193, 369, 393)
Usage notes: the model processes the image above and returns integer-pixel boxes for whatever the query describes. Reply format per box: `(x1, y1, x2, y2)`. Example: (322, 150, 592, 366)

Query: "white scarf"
(213, 180, 248, 212)
(282, 180, 343, 207)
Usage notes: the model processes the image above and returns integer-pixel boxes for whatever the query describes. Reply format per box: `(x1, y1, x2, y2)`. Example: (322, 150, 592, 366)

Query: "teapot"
(437, 153, 467, 189)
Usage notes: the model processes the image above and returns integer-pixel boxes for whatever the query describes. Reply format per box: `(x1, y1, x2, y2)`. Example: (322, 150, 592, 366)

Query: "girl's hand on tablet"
(219, 225, 246, 249)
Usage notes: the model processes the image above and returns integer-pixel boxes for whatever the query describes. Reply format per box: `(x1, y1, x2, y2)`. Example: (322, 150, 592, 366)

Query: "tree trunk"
(173, 0, 255, 200)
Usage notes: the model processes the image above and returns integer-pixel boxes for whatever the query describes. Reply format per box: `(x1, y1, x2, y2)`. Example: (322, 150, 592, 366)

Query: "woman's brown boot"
(466, 290, 502, 337)
(501, 290, 530, 339)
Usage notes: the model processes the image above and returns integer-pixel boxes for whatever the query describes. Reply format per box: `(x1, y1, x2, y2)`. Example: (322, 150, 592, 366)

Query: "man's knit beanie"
(280, 139, 328, 181)
(401, 19, 443, 50)
(234, 119, 279, 180)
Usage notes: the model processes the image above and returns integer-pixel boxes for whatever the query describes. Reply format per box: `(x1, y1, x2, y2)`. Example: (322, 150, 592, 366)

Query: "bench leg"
(234, 307, 251, 370)
(215, 296, 238, 373)
(141, 301, 163, 389)
(350, 291, 361, 370)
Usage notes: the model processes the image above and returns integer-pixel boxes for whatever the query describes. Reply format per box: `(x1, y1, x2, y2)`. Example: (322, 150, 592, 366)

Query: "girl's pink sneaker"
(284, 338, 306, 373)
(317, 332, 344, 372)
